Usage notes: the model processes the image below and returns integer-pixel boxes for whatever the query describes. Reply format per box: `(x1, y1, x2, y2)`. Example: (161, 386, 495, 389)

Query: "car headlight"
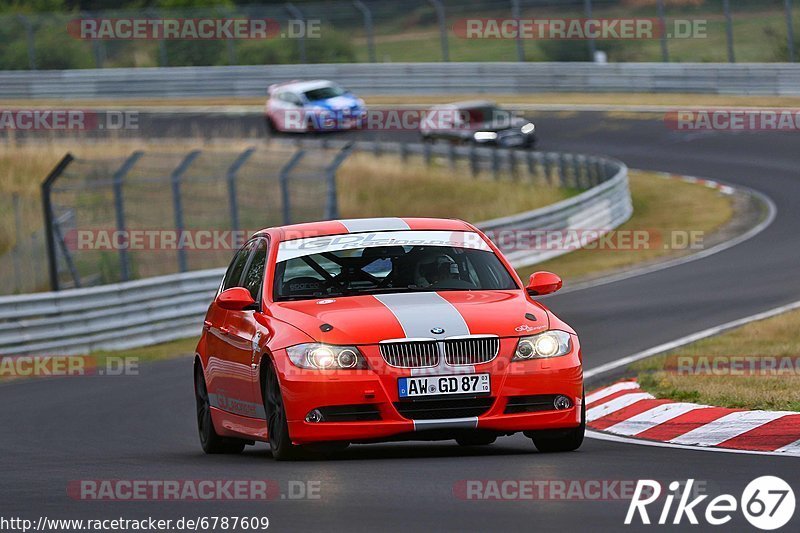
(513, 330, 571, 361)
(473, 131, 498, 141)
(286, 343, 368, 370)
(521, 122, 535, 134)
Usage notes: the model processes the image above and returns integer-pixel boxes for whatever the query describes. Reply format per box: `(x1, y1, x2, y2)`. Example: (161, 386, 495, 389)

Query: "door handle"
(203, 320, 212, 330)
(220, 326, 230, 335)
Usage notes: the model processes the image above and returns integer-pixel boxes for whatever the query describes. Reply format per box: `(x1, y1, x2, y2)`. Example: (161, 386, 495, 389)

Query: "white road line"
(776, 439, 800, 454)
(604, 403, 711, 437)
(559, 182, 776, 297)
(583, 299, 800, 381)
(669, 411, 792, 447)
(585, 381, 640, 405)
(586, 392, 653, 422)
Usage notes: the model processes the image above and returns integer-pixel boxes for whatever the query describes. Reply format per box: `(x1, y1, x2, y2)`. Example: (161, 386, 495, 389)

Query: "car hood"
(270, 290, 550, 345)
(307, 94, 362, 111)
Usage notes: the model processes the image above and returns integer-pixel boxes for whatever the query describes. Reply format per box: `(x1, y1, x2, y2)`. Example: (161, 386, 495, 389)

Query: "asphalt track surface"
(2, 112, 799, 532)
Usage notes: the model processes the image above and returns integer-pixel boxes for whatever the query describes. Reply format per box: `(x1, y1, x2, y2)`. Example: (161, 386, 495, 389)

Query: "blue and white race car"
(265, 80, 366, 132)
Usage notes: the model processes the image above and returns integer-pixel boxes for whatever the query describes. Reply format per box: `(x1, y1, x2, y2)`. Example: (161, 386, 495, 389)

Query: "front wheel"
(529, 392, 585, 453)
(195, 365, 246, 455)
(263, 360, 300, 461)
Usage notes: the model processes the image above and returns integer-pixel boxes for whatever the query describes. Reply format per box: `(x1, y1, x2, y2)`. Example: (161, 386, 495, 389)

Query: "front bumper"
(273, 339, 583, 445)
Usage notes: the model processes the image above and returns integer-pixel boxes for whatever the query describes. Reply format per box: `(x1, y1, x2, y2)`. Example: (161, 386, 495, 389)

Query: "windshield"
(274, 231, 518, 301)
(304, 85, 346, 101)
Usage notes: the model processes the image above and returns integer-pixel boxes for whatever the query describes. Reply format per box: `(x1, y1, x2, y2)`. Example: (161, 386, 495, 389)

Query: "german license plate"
(398, 373, 490, 399)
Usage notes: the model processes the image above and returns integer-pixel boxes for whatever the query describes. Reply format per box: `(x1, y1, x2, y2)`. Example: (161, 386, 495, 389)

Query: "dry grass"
(337, 152, 572, 221)
(630, 309, 800, 411)
(518, 171, 733, 282)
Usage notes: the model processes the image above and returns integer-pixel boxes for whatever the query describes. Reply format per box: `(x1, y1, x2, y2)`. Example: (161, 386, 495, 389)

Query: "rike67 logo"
(626, 477, 795, 530)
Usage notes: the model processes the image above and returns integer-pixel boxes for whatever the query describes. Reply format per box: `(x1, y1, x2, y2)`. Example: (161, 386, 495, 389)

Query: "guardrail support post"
(423, 141, 432, 166)
(324, 142, 354, 220)
(285, 3, 308, 63)
(428, 0, 450, 62)
(786, 0, 796, 62)
(526, 150, 537, 181)
(41, 154, 74, 291)
(510, 0, 524, 62)
(170, 150, 201, 273)
(723, 0, 735, 63)
(447, 143, 456, 169)
(226, 147, 255, 233)
(469, 145, 479, 177)
(279, 149, 306, 225)
(353, 0, 377, 62)
(112, 150, 144, 283)
(656, 0, 669, 62)
(491, 148, 500, 180)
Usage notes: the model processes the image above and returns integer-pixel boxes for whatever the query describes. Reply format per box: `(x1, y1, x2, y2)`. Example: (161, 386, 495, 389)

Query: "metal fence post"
(510, 0, 524, 62)
(787, 0, 796, 62)
(170, 150, 201, 273)
(423, 141, 432, 165)
(285, 3, 307, 63)
(279, 149, 306, 225)
(17, 15, 36, 70)
(148, 9, 168, 66)
(324, 142, 354, 220)
(353, 0, 377, 62)
(723, 0, 735, 63)
(428, 0, 449, 62)
(41, 154, 74, 291)
(111, 150, 144, 282)
(11, 194, 23, 292)
(226, 147, 255, 232)
(656, 0, 669, 62)
(584, 0, 596, 61)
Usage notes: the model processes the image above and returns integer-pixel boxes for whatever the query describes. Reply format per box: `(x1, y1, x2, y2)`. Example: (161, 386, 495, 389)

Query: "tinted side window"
(243, 239, 268, 301)
(221, 242, 253, 291)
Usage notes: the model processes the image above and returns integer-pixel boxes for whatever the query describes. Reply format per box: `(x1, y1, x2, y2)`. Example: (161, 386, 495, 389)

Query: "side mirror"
(526, 271, 562, 296)
(217, 287, 257, 311)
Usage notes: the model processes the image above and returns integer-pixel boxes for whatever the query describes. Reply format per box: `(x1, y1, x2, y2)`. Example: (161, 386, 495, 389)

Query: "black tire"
(456, 434, 497, 446)
(530, 392, 585, 453)
(194, 365, 246, 455)
(263, 360, 300, 461)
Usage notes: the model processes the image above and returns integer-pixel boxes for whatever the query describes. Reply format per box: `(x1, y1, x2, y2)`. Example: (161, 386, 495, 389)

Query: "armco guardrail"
(0, 143, 629, 356)
(3, 62, 800, 99)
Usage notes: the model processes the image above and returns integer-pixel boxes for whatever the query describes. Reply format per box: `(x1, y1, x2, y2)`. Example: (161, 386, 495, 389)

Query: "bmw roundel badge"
(430, 327, 445, 335)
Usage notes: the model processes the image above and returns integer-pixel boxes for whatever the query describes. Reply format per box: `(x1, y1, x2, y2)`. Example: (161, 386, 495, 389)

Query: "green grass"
(630, 308, 800, 412)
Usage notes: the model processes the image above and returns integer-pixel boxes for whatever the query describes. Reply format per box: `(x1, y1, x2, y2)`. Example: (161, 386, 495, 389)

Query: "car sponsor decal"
(276, 230, 491, 262)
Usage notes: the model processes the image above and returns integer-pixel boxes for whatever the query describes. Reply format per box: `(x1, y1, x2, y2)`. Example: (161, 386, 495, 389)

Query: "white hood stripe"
(338, 217, 410, 232)
(373, 292, 475, 375)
